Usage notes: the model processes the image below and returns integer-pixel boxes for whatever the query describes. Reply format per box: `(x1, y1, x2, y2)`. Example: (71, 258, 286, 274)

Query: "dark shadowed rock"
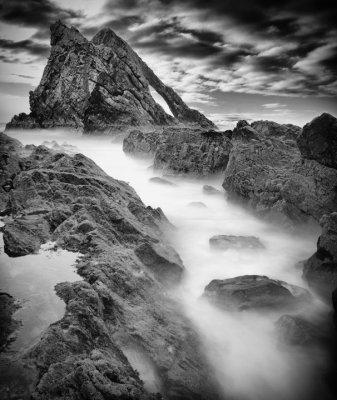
(203, 275, 311, 311)
(135, 241, 184, 285)
(223, 118, 337, 228)
(298, 113, 337, 169)
(149, 177, 177, 186)
(209, 235, 264, 250)
(275, 314, 319, 346)
(203, 185, 223, 195)
(6, 21, 215, 133)
(303, 212, 337, 298)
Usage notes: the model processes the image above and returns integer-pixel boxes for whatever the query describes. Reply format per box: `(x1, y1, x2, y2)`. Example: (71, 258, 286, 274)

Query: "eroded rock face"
(303, 212, 337, 298)
(0, 133, 221, 400)
(298, 113, 337, 169)
(0, 293, 20, 351)
(223, 119, 337, 227)
(6, 21, 215, 133)
(203, 275, 311, 311)
(124, 127, 232, 176)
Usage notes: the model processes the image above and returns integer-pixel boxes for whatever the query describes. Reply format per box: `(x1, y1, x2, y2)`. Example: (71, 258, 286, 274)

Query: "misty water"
(5, 130, 331, 399)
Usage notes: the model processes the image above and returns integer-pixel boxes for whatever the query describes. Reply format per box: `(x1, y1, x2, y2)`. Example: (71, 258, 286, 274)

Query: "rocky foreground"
(0, 133, 222, 400)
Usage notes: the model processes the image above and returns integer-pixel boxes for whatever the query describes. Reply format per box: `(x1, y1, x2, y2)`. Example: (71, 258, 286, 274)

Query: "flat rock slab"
(209, 235, 264, 250)
(188, 202, 207, 208)
(203, 275, 311, 311)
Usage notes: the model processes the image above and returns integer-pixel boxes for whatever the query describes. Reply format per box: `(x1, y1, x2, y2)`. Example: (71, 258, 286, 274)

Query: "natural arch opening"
(149, 85, 174, 117)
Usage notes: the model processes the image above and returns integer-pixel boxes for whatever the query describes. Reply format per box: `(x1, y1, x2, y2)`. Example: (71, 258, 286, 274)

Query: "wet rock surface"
(0, 133, 221, 400)
(6, 21, 214, 133)
(222, 117, 337, 227)
(209, 235, 264, 250)
(203, 275, 311, 311)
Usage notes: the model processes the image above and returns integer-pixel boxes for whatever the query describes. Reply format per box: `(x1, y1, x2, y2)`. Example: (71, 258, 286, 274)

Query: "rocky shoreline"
(0, 133, 222, 400)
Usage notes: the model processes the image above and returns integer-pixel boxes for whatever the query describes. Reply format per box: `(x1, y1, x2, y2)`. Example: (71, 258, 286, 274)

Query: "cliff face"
(6, 21, 215, 133)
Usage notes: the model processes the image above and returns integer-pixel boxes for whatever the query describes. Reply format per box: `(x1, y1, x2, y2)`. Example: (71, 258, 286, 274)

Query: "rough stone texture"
(6, 21, 215, 133)
(203, 275, 311, 311)
(0, 293, 20, 351)
(303, 212, 337, 298)
(298, 113, 337, 169)
(0, 133, 221, 400)
(223, 119, 337, 227)
(124, 127, 232, 176)
(209, 235, 264, 250)
(252, 120, 301, 140)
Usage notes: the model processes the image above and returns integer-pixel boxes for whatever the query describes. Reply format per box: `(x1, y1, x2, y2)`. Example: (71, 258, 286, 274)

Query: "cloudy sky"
(0, 0, 336, 128)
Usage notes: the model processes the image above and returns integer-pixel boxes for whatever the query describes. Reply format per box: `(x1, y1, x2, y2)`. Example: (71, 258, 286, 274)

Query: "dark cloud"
(0, 38, 50, 57)
(0, 0, 83, 29)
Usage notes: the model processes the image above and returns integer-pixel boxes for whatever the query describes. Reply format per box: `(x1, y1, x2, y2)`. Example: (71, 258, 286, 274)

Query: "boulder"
(188, 202, 207, 208)
(275, 314, 318, 346)
(6, 21, 215, 133)
(0, 293, 21, 350)
(209, 235, 264, 250)
(203, 275, 311, 311)
(297, 113, 337, 169)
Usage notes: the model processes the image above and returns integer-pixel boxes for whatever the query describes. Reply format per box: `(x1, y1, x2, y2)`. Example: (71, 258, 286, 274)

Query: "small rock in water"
(188, 202, 207, 208)
(202, 185, 222, 195)
(202, 275, 311, 311)
(149, 177, 177, 186)
(209, 235, 264, 250)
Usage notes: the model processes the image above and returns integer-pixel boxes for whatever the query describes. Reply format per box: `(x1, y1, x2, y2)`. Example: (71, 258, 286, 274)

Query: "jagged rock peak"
(6, 21, 216, 133)
(50, 20, 86, 46)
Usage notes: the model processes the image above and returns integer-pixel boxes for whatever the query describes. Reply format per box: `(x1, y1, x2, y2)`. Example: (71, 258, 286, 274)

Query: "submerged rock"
(203, 275, 311, 311)
(149, 177, 176, 186)
(209, 235, 264, 250)
(275, 314, 319, 346)
(303, 212, 337, 298)
(6, 21, 215, 133)
(203, 185, 223, 195)
(297, 113, 337, 169)
(188, 202, 207, 208)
